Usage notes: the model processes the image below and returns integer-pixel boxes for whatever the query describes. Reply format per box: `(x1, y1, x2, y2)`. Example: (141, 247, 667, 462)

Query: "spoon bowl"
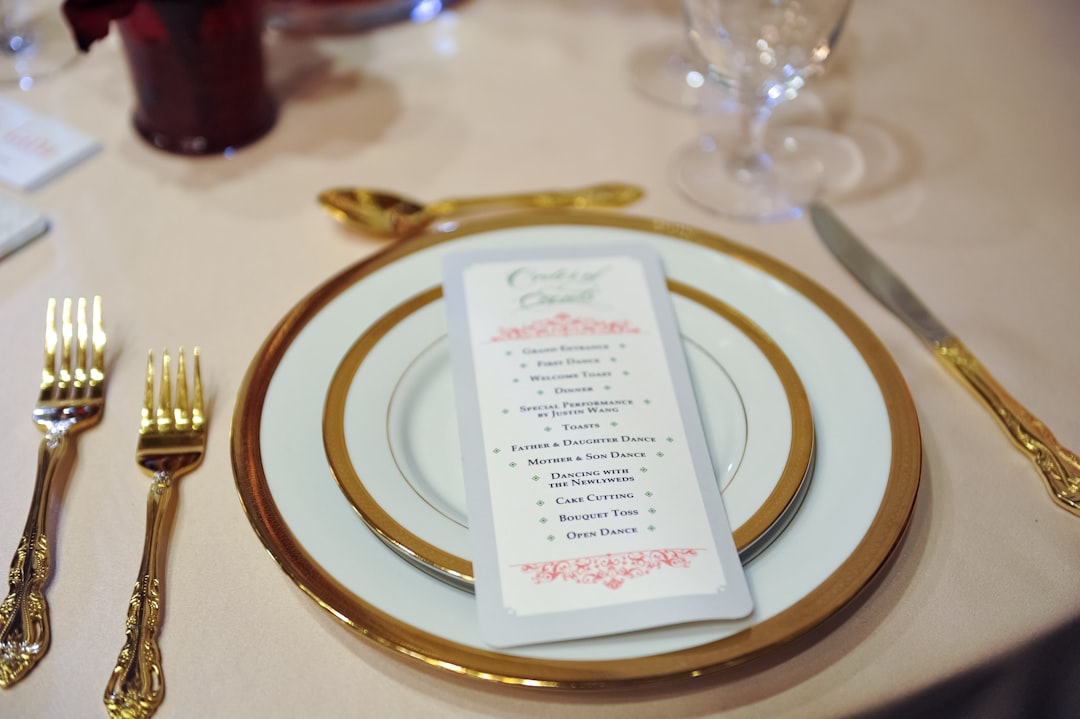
(318, 189, 428, 238)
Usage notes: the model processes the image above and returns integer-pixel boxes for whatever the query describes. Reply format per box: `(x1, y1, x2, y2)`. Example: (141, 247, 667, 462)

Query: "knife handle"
(934, 339, 1080, 517)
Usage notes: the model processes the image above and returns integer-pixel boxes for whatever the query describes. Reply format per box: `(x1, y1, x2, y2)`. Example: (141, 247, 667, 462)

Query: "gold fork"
(0, 297, 106, 688)
(103, 348, 205, 719)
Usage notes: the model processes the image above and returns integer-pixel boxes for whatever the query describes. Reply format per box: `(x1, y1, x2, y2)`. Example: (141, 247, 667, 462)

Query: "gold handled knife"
(809, 202, 1080, 517)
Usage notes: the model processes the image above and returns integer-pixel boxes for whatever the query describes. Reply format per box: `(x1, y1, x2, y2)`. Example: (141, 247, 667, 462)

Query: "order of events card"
(442, 243, 753, 648)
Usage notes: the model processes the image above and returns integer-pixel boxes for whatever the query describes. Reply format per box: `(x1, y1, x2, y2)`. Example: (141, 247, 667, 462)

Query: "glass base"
(671, 128, 863, 223)
(0, 15, 79, 85)
(132, 98, 277, 156)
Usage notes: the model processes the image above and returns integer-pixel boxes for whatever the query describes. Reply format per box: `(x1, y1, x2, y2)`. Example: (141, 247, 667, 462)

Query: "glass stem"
(729, 99, 773, 185)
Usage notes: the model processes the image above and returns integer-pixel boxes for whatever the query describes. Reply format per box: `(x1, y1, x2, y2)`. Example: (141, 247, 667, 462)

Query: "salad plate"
(322, 280, 815, 590)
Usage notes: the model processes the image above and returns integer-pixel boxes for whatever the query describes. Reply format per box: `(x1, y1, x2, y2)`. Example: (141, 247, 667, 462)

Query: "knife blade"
(809, 201, 1080, 517)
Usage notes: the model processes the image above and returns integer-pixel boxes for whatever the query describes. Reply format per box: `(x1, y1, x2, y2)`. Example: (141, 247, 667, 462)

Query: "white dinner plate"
(232, 211, 920, 688)
(322, 280, 815, 591)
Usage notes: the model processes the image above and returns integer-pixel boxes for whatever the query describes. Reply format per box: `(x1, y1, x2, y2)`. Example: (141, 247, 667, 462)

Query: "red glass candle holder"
(118, 0, 276, 155)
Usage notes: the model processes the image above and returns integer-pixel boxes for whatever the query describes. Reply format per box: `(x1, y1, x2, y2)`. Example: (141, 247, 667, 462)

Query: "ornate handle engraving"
(104, 478, 172, 719)
(935, 339, 1080, 516)
(0, 433, 69, 687)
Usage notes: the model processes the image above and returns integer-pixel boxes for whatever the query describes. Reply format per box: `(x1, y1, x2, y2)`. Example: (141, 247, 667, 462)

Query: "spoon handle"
(428, 182, 644, 216)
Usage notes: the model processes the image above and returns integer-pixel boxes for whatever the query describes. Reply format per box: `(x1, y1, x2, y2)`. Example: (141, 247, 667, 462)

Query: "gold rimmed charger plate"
(231, 210, 921, 689)
(323, 281, 815, 590)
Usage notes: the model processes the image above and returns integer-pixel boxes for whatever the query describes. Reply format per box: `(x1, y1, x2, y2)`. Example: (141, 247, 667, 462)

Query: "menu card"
(442, 244, 752, 648)
(0, 98, 100, 191)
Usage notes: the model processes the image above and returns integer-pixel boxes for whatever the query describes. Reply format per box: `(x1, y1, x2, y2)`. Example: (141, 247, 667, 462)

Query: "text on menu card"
(442, 243, 752, 648)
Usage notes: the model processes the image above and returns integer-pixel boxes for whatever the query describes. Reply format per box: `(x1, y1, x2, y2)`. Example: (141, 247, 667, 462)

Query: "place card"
(442, 243, 753, 648)
(0, 98, 100, 191)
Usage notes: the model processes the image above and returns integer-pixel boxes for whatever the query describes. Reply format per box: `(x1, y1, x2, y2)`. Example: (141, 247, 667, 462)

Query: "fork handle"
(0, 432, 71, 688)
(104, 476, 173, 719)
(935, 339, 1080, 516)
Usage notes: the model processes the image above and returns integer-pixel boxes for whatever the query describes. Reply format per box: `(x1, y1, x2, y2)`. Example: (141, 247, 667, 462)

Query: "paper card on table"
(0, 98, 101, 191)
(442, 243, 753, 648)
(0, 193, 48, 262)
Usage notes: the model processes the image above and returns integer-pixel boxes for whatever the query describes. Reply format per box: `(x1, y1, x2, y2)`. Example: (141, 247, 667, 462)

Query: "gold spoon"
(317, 181, 645, 239)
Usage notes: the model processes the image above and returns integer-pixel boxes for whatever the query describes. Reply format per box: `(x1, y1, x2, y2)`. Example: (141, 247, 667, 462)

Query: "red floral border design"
(517, 548, 700, 590)
(491, 313, 640, 342)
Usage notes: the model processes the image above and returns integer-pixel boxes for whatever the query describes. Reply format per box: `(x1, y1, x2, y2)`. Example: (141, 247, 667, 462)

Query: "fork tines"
(40, 296, 105, 402)
(142, 348, 204, 436)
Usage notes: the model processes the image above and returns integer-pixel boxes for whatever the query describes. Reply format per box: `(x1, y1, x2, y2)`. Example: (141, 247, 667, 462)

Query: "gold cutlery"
(104, 348, 206, 719)
(317, 181, 645, 239)
(810, 203, 1080, 517)
(0, 297, 106, 688)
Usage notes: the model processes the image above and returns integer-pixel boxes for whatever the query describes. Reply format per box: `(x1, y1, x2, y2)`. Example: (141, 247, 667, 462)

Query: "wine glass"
(0, 0, 78, 86)
(671, 0, 852, 222)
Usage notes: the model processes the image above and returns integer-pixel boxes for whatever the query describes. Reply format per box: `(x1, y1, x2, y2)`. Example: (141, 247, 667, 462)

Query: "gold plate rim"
(322, 280, 815, 586)
(230, 210, 921, 689)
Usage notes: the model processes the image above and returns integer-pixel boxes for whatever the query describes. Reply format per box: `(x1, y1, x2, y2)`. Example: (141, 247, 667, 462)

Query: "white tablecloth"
(2, 1, 1079, 716)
